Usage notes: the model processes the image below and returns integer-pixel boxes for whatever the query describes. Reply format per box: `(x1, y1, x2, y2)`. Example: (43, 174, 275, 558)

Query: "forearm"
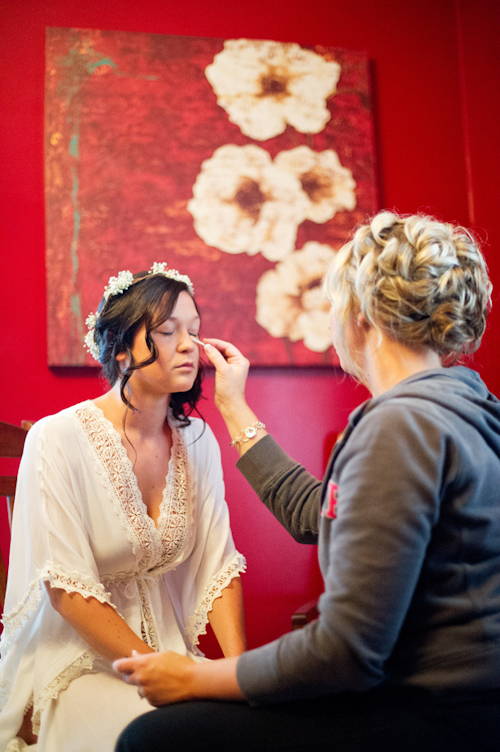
(45, 583, 154, 661)
(237, 435, 321, 542)
(219, 400, 268, 458)
(189, 656, 245, 701)
(208, 576, 247, 656)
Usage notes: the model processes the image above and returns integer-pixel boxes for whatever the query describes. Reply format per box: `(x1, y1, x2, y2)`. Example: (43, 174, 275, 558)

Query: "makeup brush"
(190, 337, 206, 347)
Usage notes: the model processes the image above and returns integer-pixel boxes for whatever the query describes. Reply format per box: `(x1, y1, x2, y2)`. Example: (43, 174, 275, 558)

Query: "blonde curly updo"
(324, 211, 492, 360)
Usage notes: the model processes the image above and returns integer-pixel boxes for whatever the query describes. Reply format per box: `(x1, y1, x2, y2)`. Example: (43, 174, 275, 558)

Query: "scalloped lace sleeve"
(186, 551, 247, 651)
(39, 564, 115, 607)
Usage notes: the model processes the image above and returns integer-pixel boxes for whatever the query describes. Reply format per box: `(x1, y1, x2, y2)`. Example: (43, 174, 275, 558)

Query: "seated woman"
(115, 213, 500, 752)
(0, 264, 246, 752)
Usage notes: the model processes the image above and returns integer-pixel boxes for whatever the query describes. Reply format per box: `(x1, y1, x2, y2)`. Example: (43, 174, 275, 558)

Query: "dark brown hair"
(91, 271, 203, 425)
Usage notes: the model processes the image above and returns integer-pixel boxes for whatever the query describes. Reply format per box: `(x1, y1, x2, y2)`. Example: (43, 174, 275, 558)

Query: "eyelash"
(157, 331, 199, 337)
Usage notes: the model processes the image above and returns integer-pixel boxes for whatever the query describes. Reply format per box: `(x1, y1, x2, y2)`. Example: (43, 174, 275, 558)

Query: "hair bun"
(324, 211, 492, 362)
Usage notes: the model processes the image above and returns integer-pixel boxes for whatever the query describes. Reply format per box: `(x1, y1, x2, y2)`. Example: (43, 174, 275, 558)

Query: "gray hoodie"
(236, 367, 500, 704)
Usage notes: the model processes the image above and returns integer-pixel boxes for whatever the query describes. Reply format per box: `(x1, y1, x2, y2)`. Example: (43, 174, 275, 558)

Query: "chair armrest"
(291, 598, 319, 630)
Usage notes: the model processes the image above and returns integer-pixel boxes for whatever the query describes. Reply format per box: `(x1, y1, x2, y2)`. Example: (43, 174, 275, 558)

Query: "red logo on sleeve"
(322, 481, 338, 519)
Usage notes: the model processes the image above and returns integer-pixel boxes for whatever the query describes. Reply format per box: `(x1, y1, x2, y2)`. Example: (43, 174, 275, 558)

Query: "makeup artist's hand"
(202, 338, 250, 415)
(202, 338, 267, 455)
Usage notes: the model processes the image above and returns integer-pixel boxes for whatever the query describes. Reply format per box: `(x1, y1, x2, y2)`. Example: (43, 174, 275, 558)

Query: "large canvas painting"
(45, 28, 378, 366)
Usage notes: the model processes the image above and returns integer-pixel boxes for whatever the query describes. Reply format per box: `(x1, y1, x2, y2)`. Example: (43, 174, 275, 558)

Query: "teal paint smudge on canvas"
(70, 156, 80, 283)
(69, 158, 83, 346)
(69, 133, 79, 159)
(70, 293, 83, 338)
(86, 56, 159, 80)
(87, 57, 119, 75)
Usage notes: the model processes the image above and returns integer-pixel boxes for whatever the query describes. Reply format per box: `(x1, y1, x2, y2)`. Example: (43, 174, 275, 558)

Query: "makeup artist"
(115, 211, 500, 752)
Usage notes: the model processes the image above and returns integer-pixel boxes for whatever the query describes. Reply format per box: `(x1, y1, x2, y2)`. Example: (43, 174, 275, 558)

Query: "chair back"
(0, 420, 31, 608)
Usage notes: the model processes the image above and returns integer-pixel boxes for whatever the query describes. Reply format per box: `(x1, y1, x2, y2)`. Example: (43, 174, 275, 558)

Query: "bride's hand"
(113, 650, 195, 706)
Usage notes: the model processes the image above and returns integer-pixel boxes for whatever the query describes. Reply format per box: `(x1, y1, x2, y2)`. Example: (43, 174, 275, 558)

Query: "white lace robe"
(0, 401, 246, 750)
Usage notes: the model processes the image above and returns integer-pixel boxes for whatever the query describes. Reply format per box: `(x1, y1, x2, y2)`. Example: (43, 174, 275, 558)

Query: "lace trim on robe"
(2, 599, 97, 732)
(74, 402, 192, 574)
(0, 578, 43, 662)
(186, 552, 247, 654)
(1, 566, 113, 643)
(0, 577, 42, 709)
(0, 566, 114, 710)
(6, 738, 30, 751)
(157, 424, 193, 566)
(137, 579, 159, 651)
(32, 650, 96, 734)
(39, 564, 116, 608)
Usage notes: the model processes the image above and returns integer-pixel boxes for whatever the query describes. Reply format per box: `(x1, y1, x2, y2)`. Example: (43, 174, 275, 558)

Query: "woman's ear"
(115, 349, 130, 375)
(357, 312, 367, 328)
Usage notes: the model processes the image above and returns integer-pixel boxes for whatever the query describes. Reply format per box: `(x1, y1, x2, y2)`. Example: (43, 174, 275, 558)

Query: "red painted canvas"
(45, 28, 378, 366)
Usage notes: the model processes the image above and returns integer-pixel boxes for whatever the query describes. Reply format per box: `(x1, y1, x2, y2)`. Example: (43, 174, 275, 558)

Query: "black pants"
(116, 686, 500, 752)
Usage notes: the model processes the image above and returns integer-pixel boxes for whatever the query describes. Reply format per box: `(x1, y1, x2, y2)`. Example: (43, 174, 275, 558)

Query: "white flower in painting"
(205, 39, 341, 141)
(187, 144, 309, 261)
(256, 242, 336, 352)
(275, 146, 357, 222)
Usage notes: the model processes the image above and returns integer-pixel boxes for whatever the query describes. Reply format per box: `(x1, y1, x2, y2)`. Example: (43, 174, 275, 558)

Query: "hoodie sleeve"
(236, 402, 446, 703)
(236, 435, 321, 543)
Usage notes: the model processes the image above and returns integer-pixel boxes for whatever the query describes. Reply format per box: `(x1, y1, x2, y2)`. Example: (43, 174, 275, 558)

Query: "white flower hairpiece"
(84, 263, 195, 361)
(103, 270, 134, 300)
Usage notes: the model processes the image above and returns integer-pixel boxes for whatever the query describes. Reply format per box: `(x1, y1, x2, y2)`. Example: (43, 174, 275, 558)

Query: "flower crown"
(84, 262, 195, 361)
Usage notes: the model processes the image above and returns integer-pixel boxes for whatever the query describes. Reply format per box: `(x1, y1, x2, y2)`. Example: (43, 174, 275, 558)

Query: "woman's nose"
(178, 330, 196, 351)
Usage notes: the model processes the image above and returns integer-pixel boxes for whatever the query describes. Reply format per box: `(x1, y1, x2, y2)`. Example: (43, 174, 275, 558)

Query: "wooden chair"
(0, 420, 32, 609)
(291, 598, 319, 630)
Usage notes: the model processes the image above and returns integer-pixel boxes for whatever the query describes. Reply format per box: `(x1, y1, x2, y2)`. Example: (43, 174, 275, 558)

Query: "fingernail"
(204, 344, 213, 351)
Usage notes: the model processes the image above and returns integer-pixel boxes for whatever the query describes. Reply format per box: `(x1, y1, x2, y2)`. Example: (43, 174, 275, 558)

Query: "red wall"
(1, 0, 499, 652)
